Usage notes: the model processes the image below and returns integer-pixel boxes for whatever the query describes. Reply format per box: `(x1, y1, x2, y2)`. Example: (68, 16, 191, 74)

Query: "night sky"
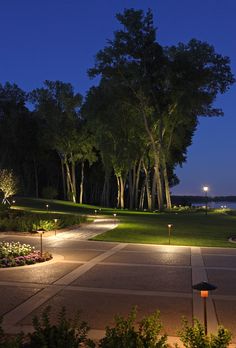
(0, 0, 235, 196)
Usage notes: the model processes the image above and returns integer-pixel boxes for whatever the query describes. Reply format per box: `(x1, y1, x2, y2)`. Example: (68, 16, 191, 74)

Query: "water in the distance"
(193, 202, 236, 209)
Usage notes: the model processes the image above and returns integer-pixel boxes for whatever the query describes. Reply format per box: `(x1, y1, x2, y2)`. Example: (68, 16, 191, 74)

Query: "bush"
(41, 186, 58, 199)
(27, 306, 94, 348)
(99, 307, 168, 348)
(0, 212, 86, 232)
(178, 318, 232, 348)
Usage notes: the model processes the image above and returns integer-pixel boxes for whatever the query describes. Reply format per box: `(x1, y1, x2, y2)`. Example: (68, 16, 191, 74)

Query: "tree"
(30, 81, 83, 203)
(89, 8, 235, 210)
(0, 169, 18, 204)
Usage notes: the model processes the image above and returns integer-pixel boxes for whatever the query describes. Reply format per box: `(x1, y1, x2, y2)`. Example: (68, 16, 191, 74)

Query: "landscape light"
(192, 281, 217, 334)
(54, 218, 58, 236)
(167, 224, 173, 245)
(37, 229, 45, 256)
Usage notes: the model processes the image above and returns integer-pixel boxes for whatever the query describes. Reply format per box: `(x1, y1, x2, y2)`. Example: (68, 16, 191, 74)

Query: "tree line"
(0, 9, 234, 210)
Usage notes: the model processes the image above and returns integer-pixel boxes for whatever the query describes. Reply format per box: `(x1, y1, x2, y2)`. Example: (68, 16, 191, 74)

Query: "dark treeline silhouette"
(172, 196, 236, 206)
(0, 9, 234, 210)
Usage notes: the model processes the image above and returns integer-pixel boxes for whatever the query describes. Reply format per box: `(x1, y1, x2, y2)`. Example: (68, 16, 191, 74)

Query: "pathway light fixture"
(192, 281, 217, 334)
(167, 224, 173, 245)
(54, 218, 58, 236)
(37, 228, 45, 257)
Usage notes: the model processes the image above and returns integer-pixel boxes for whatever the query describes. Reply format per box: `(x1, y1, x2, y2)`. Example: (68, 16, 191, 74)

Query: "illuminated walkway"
(0, 219, 236, 346)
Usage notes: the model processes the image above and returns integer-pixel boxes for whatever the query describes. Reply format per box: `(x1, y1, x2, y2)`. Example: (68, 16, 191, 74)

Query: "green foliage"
(0, 211, 86, 232)
(41, 186, 58, 199)
(0, 169, 18, 203)
(99, 307, 168, 348)
(28, 306, 94, 348)
(0, 317, 24, 348)
(178, 318, 232, 348)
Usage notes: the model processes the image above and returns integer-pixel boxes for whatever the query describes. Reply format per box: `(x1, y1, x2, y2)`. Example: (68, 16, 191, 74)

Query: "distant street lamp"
(203, 186, 209, 215)
(192, 281, 217, 334)
(167, 224, 173, 245)
(46, 204, 49, 212)
(113, 213, 117, 224)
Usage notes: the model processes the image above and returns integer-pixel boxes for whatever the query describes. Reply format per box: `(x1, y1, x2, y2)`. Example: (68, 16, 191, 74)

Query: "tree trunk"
(151, 170, 157, 210)
(163, 158, 172, 209)
(143, 161, 152, 210)
(71, 160, 76, 203)
(79, 161, 84, 204)
(134, 158, 142, 209)
(142, 111, 164, 210)
(128, 169, 133, 209)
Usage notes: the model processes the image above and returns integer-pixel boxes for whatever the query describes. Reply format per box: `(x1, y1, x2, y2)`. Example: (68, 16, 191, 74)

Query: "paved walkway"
(0, 218, 236, 346)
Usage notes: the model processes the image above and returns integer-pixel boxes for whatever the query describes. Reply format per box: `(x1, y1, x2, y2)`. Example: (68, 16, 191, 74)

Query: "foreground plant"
(178, 318, 232, 348)
(27, 306, 94, 348)
(99, 307, 168, 348)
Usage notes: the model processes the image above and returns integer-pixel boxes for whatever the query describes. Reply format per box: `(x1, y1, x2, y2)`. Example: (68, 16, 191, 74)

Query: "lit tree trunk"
(162, 157, 172, 209)
(71, 159, 77, 203)
(79, 161, 84, 204)
(151, 170, 156, 210)
(143, 161, 152, 210)
(134, 158, 142, 209)
(142, 111, 164, 210)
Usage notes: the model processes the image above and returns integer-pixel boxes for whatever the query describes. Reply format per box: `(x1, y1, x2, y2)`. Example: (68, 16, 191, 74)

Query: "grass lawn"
(12, 197, 236, 248)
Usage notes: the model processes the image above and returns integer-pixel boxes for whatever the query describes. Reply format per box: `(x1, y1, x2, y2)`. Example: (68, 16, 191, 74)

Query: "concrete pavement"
(0, 218, 236, 345)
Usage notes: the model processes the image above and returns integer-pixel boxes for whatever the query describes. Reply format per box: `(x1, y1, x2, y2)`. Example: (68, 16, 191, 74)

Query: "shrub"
(27, 306, 94, 348)
(178, 318, 232, 348)
(0, 212, 86, 232)
(99, 307, 168, 348)
(41, 186, 58, 199)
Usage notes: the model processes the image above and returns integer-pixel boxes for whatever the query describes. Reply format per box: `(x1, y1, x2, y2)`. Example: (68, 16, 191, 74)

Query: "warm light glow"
(113, 213, 117, 217)
(54, 218, 58, 223)
(201, 290, 209, 298)
(203, 186, 209, 192)
(168, 224, 172, 228)
(46, 204, 49, 208)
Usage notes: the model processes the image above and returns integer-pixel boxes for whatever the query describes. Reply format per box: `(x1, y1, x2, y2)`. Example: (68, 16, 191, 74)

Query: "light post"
(46, 204, 49, 212)
(54, 218, 58, 236)
(94, 209, 97, 215)
(113, 213, 117, 224)
(167, 224, 173, 245)
(203, 186, 209, 215)
(37, 229, 45, 257)
(192, 281, 217, 334)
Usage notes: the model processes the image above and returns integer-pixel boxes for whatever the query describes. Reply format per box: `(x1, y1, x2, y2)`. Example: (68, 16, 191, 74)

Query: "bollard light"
(37, 229, 45, 257)
(192, 281, 217, 334)
(167, 224, 173, 245)
(54, 218, 58, 236)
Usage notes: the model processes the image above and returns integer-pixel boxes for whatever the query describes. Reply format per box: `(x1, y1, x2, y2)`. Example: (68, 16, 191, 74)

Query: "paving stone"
(71, 264, 192, 293)
(20, 289, 192, 336)
(207, 269, 236, 295)
(105, 251, 190, 266)
(0, 262, 80, 284)
(0, 286, 41, 316)
(203, 255, 236, 268)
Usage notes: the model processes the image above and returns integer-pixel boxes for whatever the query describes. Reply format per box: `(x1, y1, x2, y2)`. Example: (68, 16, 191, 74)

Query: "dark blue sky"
(0, 0, 235, 196)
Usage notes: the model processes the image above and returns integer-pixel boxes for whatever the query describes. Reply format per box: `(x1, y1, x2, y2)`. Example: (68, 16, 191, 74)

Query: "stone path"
(0, 218, 236, 346)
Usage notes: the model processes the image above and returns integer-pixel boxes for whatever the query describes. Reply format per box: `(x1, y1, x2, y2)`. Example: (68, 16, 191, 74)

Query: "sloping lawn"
(11, 197, 236, 247)
(92, 212, 236, 248)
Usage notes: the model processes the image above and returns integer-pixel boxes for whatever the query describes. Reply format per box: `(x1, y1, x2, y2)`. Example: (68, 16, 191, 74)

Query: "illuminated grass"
(12, 197, 236, 247)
